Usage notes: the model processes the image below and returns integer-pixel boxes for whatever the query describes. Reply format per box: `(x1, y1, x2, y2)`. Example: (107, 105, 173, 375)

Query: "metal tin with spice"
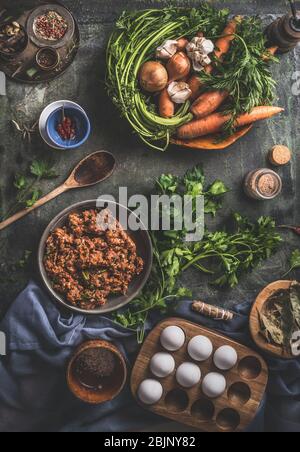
(244, 169, 282, 200)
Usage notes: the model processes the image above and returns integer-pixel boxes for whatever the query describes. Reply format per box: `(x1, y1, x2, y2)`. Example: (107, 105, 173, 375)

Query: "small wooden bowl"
(67, 340, 127, 404)
(250, 280, 295, 359)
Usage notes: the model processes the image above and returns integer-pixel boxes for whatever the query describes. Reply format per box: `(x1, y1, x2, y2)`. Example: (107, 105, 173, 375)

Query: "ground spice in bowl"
(73, 348, 117, 390)
(67, 340, 127, 404)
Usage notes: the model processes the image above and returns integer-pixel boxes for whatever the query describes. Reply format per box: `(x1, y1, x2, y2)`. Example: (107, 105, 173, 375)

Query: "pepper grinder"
(265, 2, 300, 53)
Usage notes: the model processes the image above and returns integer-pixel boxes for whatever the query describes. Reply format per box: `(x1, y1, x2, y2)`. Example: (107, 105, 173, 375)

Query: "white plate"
(39, 100, 85, 149)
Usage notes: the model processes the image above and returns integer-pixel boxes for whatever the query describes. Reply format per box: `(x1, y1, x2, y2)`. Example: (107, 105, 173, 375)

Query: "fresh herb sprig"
(201, 16, 278, 132)
(106, 5, 229, 151)
(0, 159, 58, 221)
(285, 249, 300, 276)
(115, 166, 282, 341)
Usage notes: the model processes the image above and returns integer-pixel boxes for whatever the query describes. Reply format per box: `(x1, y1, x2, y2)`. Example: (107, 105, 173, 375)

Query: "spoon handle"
(0, 184, 70, 232)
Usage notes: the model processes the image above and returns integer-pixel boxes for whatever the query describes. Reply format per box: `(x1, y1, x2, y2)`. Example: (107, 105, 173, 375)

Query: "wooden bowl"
(67, 340, 127, 404)
(250, 280, 295, 359)
(171, 126, 253, 151)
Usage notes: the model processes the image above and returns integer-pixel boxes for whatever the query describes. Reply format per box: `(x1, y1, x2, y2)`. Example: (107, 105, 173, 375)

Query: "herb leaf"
(285, 250, 300, 275)
(25, 188, 42, 208)
(14, 174, 28, 191)
(30, 160, 58, 179)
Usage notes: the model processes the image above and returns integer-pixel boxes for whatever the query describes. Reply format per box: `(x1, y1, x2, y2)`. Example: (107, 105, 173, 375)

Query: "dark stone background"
(0, 0, 299, 318)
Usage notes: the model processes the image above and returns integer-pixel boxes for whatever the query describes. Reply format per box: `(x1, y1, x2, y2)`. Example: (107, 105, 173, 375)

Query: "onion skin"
(139, 61, 168, 93)
(177, 38, 189, 50)
(167, 52, 191, 82)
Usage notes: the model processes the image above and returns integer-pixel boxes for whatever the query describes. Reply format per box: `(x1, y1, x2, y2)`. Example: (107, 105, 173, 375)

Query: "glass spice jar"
(244, 169, 282, 200)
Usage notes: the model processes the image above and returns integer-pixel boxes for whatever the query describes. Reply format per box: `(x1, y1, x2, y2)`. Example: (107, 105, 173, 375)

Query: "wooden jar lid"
(269, 145, 292, 166)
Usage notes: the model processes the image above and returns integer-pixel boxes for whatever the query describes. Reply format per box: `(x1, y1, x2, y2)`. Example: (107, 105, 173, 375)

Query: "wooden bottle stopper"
(269, 145, 292, 166)
(192, 301, 234, 321)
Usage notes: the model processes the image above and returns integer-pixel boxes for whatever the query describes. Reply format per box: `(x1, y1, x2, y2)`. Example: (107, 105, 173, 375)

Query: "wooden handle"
(0, 184, 69, 232)
(192, 301, 234, 321)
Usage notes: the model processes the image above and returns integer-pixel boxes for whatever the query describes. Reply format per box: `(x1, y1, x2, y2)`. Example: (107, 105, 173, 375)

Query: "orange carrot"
(188, 75, 203, 100)
(262, 46, 278, 61)
(191, 90, 229, 118)
(159, 88, 175, 118)
(214, 16, 241, 60)
(177, 106, 284, 140)
(186, 18, 239, 104)
(191, 46, 278, 119)
(203, 17, 240, 76)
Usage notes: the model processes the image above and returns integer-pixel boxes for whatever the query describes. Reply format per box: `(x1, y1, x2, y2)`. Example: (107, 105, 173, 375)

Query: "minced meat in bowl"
(40, 202, 152, 313)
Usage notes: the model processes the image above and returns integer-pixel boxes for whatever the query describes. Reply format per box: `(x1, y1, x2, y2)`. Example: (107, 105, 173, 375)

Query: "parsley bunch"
(114, 166, 282, 342)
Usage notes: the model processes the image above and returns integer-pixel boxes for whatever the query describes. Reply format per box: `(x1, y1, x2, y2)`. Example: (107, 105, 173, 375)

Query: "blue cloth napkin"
(0, 281, 299, 432)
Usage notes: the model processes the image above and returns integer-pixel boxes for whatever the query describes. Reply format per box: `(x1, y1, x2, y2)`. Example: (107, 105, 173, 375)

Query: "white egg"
(150, 353, 176, 378)
(202, 372, 226, 398)
(137, 379, 163, 405)
(160, 326, 185, 352)
(188, 335, 213, 362)
(214, 345, 238, 371)
(176, 362, 201, 388)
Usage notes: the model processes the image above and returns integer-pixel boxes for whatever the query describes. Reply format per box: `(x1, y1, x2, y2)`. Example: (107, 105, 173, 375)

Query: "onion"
(139, 61, 168, 93)
(176, 38, 189, 51)
(167, 52, 191, 82)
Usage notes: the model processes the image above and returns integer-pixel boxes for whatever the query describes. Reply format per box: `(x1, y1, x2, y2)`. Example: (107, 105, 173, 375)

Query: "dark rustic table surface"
(0, 0, 299, 319)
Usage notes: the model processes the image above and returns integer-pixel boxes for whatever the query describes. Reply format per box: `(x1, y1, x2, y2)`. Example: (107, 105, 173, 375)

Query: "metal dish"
(38, 200, 153, 315)
(27, 4, 75, 49)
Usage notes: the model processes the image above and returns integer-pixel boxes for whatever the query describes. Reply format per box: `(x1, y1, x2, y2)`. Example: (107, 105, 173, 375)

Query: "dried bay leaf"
(290, 282, 300, 328)
(259, 311, 284, 345)
(282, 297, 295, 349)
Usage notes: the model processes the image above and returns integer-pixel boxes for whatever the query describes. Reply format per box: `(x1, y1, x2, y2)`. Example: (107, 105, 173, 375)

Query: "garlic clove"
(192, 59, 205, 72)
(199, 54, 212, 66)
(156, 40, 178, 60)
(168, 81, 192, 104)
(187, 36, 214, 72)
(201, 39, 214, 55)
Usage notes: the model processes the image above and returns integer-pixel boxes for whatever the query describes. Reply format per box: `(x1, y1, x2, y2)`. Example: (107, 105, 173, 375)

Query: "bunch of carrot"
(175, 18, 283, 140)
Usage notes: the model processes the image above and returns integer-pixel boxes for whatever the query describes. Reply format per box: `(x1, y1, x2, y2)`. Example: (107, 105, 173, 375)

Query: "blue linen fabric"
(0, 281, 299, 432)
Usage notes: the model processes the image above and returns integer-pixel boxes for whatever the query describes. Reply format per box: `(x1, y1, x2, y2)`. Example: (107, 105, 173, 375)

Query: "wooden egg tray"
(131, 318, 268, 433)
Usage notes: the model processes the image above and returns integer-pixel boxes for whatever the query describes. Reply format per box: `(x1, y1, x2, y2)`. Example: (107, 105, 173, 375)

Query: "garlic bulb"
(186, 37, 214, 72)
(156, 40, 178, 60)
(167, 81, 192, 104)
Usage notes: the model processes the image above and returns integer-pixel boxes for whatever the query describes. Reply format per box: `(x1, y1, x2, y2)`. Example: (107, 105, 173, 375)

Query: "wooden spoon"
(0, 151, 116, 232)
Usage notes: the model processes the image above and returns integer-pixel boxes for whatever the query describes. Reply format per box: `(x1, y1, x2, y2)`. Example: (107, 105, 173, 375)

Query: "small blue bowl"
(46, 106, 91, 149)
